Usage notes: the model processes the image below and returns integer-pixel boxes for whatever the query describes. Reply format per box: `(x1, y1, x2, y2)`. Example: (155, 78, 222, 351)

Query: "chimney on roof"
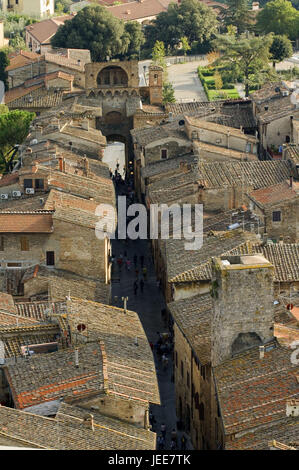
(58, 156, 65, 172)
(279, 235, 284, 245)
(259, 345, 265, 359)
(83, 414, 95, 432)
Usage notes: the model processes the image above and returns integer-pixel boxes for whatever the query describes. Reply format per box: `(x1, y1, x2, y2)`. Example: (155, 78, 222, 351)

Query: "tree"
(0, 110, 35, 174)
(152, 40, 166, 66)
(224, 0, 255, 34)
(0, 50, 9, 92)
(55, 0, 72, 14)
(180, 36, 191, 56)
(0, 105, 9, 115)
(213, 33, 274, 97)
(9, 34, 27, 51)
(214, 70, 223, 90)
(51, 6, 131, 61)
(270, 35, 293, 67)
(256, 0, 299, 40)
(162, 82, 176, 104)
(145, 0, 218, 52)
(121, 21, 145, 60)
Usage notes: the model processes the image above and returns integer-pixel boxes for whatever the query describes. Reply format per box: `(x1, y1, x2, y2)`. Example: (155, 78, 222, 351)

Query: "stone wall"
(85, 61, 139, 90)
(211, 256, 275, 367)
(145, 138, 191, 165)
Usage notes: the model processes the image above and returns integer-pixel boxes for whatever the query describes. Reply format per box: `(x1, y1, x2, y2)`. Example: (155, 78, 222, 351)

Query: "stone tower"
(148, 65, 163, 105)
(211, 254, 275, 367)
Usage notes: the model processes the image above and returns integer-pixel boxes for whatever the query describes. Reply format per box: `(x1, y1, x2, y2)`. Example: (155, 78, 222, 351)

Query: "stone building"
(6, 49, 90, 90)
(170, 254, 299, 450)
(25, 16, 74, 53)
(250, 82, 299, 156)
(0, 294, 159, 449)
(247, 180, 299, 243)
(1, 0, 54, 17)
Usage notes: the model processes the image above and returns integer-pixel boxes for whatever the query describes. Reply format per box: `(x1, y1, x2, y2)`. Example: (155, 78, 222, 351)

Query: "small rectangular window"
(161, 149, 168, 159)
(24, 179, 33, 189)
(0, 236, 4, 251)
(175, 351, 178, 367)
(272, 211, 281, 222)
(46, 251, 55, 266)
(20, 236, 29, 251)
(35, 179, 44, 190)
(181, 360, 184, 379)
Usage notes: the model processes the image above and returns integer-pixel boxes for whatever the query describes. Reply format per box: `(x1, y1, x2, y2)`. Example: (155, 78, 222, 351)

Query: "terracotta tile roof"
(253, 244, 299, 283)
(226, 417, 299, 450)
(166, 231, 258, 282)
(0, 404, 156, 450)
(5, 342, 105, 409)
(0, 212, 54, 233)
(21, 264, 110, 304)
(168, 294, 212, 364)
(148, 162, 291, 205)
(170, 242, 299, 284)
(65, 298, 160, 405)
(5, 82, 44, 104)
(0, 211, 53, 233)
(248, 181, 298, 207)
(6, 51, 42, 72)
(214, 341, 299, 435)
(8, 91, 64, 110)
(107, 0, 170, 21)
(274, 323, 299, 348)
(185, 115, 258, 142)
(15, 299, 67, 321)
(284, 144, 299, 166)
(0, 323, 60, 358)
(55, 402, 156, 450)
(25, 16, 73, 45)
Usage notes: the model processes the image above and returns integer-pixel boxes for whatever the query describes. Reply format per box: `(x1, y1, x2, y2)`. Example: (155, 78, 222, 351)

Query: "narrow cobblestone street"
(110, 209, 192, 450)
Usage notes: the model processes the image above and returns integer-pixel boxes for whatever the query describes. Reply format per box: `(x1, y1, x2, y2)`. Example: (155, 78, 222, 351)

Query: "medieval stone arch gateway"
(84, 61, 163, 169)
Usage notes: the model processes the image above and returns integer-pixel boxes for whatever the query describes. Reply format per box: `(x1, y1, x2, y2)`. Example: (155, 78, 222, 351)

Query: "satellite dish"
(77, 324, 86, 332)
(179, 120, 185, 126)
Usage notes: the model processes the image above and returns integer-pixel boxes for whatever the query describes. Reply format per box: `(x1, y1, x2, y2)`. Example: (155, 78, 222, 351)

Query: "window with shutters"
(20, 236, 29, 251)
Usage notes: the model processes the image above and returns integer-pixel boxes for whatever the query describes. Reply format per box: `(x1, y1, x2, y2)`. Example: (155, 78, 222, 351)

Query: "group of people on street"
(156, 423, 187, 450)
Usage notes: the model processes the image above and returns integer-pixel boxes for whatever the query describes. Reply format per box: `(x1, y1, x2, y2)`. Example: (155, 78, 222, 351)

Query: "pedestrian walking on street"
(161, 423, 166, 439)
(126, 259, 131, 271)
(162, 354, 168, 371)
(171, 428, 177, 446)
(117, 257, 123, 272)
(181, 434, 187, 450)
(170, 440, 176, 451)
(157, 435, 165, 450)
(140, 278, 144, 293)
(142, 266, 147, 281)
(133, 280, 138, 296)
